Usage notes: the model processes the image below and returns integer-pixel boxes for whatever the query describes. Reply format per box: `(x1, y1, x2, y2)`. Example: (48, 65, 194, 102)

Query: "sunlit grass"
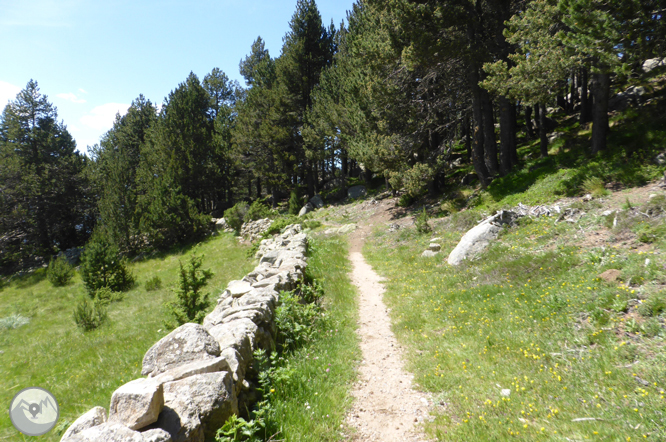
(0, 233, 253, 441)
(266, 235, 360, 442)
(365, 212, 666, 441)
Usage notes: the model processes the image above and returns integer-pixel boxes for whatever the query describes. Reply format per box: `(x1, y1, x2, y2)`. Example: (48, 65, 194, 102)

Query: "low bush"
(581, 176, 609, 197)
(415, 207, 432, 234)
(73, 297, 107, 332)
(165, 253, 213, 326)
(288, 190, 301, 215)
(224, 202, 249, 233)
(145, 275, 162, 291)
(47, 255, 75, 287)
(244, 200, 273, 222)
(265, 216, 299, 236)
(80, 230, 135, 294)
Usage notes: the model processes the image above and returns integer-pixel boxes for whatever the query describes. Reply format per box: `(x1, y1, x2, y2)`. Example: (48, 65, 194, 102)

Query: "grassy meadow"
(365, 187, 666, 440)
(0, 233, 253, 441)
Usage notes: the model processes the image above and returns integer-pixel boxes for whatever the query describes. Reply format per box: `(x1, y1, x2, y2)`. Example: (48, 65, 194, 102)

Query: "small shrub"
(397, 194, 414, 207)
(302, 220, 321, 230)
(288, 190, 301, 216)
(80, 230, 135, 295)
(275, 289, 321, 352)
(224, 202, 249, 233)
(166, 253, 213, 326)
(581, 176, 609, 197)
(0, 313, 30, 330)
(73, 297, 107, 332)
(245, 200, 273, 222)
(94, 286, 123, 305)
(47, 255, 74, 287)
(145, 276, 163, 292)
(265, 216, 299, 236)
(415, 207, 432, 234)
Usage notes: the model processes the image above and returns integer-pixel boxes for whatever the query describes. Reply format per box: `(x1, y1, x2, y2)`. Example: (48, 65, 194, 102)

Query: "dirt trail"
(345, 199, 430, 442)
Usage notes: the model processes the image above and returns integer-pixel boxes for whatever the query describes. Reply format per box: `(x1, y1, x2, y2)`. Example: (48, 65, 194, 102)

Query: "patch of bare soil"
(344, 199, 431, 442)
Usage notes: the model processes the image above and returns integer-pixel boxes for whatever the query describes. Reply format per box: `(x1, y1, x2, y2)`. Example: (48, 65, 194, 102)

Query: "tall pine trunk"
(499, 95, 516, 176)
(539, 103, 548, 157)
(481, 89, 498, 176)
(524, 104, 534, 139)
(468, 70, 491, 187)
(590, 71, 611, 154)
(464, 114, 471, 162)
(580, 67, 590, 124)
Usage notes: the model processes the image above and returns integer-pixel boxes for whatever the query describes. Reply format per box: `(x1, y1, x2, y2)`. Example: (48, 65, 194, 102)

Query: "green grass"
(364, 211, 666, 441)
(0, 233, 254, 442)
(262, 235, 360, 441)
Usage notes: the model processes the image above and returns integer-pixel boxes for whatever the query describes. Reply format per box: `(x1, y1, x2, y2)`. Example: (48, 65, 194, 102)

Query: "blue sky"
(0, 0, 355, 153)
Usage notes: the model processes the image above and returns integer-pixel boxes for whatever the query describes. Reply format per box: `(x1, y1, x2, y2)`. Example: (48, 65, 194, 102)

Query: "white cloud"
(80, 102, 130, 131)
(0, 80, 22, 109)
(56, 92, 86, 104)
(78, 88, 87, 94)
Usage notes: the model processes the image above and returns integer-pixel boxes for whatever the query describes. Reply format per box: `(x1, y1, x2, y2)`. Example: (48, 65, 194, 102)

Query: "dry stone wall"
(61, 225, 308, 442)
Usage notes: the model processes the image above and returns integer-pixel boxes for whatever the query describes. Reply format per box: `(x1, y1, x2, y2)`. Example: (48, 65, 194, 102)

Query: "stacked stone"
(239, 218, 273, 242)
(61, 225, 308, 442)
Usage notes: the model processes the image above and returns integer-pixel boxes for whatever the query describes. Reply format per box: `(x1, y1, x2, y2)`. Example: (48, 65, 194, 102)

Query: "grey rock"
(421, 250, 440, 258)
(207, 318, 257, 363)
(347, 185, 367, 199)
(153, 357, 231, 384)
(298, 202, 314, 217)
(64, 423, 146, 442)
(154, 372, 237, 442)
(225, 280, 253, 298)
(309, 194, 324, 209)
(142, 324, 221, 377)
(337, 224, 357, 234)
(655, 152, 666, 166)
(642, 57, 666, 73)
(108, 378, 164, 430)
(141, 429, 173, 442)
(428, 243, 441, 252)
(259, 250, 280, 266)
(447, 210, 519, 265)
(60, 406, 107, 441)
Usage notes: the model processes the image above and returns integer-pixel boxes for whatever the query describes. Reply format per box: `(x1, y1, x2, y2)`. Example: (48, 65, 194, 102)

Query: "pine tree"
(0, 80, 89, 267)
(92, 95, 157, 253)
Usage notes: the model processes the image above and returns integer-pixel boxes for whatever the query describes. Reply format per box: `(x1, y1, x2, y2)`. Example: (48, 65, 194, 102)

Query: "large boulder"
(60, 406, 107, 441)
(152, 372, 237, 442)
(643, 57, 666, 73)
(142, 324, 221, 377)
(309, 194, 324, 209)
(298, 202, 314, 217)
(447, 210, 519, 266)
(347, 185, 367, 199)
(108, 378, 164, 430)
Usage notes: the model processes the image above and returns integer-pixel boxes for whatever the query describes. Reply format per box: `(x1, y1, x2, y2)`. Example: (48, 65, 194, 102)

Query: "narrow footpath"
(345, 200, 430, 442)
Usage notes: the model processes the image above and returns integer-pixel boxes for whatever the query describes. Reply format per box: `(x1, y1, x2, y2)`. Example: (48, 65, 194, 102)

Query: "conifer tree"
(0, 80, 89, 266)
